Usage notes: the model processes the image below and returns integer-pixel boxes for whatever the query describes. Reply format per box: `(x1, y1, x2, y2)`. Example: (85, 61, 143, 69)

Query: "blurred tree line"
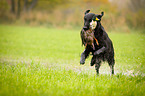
(0, 0, 144, 31)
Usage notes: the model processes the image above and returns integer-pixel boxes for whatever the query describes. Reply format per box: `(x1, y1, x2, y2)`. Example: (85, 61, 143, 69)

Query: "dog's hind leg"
(95, 59, 101, 75)
(108, 58, 115, 75)
(109, 64, 114, 75)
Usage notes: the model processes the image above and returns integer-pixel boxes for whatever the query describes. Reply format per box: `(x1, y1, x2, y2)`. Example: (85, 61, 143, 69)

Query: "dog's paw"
(90, 62, 95, 66)
(90, 56, 95, 66)
(80, 59, 85, 65)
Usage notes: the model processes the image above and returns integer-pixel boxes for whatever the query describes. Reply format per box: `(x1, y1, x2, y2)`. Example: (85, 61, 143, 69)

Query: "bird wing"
(80, 29, 86, 46)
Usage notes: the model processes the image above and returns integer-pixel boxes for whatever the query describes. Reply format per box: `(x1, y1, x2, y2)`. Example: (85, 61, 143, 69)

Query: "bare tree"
(28, 0, 38, 12)
(23, 0, 28, 12)
(129, 0, 145, 12)
(23, 0, 38, 12)
(9, 0, 38, 18)
(126, 0, 145, 28)
(17, 0, 20, 18)
(11, 0, 15, 13)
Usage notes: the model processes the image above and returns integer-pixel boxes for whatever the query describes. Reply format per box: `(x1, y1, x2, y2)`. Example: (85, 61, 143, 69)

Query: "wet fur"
(80, 10, 115, 75)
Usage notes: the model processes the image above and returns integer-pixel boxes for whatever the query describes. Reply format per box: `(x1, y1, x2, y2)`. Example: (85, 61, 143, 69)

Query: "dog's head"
(83, 10, 104, 30)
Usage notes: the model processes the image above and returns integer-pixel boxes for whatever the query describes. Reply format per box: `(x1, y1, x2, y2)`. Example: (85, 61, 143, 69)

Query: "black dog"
(80, 10, 115, 75)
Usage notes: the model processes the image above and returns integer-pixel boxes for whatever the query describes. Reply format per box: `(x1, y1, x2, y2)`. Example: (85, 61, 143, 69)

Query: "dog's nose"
(83, 26, 88, 31)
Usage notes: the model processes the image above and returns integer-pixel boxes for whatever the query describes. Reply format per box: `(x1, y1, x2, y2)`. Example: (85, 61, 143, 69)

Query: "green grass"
(0, 25, 145, 96)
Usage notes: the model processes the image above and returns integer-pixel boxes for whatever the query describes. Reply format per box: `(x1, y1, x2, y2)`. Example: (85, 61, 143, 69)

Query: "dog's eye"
(84, 18, 87, 21)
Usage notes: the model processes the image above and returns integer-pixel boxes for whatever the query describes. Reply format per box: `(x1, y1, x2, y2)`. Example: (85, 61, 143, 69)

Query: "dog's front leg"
(80, 49, 90, 64)
(80, 46, 92, 64)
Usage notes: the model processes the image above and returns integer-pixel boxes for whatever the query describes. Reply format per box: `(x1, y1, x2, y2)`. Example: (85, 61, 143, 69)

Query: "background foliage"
(0, 0, 145, 31)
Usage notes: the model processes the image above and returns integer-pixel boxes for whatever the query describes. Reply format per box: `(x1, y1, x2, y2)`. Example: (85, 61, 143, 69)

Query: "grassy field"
(0, 25, 145, 96)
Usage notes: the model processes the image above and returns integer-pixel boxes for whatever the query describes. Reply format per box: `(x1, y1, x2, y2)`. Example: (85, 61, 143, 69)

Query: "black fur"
(80, 10, 115, 75)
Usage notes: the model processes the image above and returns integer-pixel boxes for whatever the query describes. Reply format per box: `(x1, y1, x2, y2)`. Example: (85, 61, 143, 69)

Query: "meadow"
(0, 25, 145, 96)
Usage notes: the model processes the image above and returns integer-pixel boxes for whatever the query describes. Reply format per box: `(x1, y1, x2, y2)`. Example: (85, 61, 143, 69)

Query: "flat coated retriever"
(80, 10, 115, 75)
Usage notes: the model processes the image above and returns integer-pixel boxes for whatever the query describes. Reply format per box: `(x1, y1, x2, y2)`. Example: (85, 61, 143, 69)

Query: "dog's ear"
(85, 10, 90, 15)
(101, 12, 104, 16)
(97, 12, 104, 20)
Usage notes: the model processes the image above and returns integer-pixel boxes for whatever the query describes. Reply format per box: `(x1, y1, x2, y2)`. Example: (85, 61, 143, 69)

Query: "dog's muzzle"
(83, 26, 89, 31)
